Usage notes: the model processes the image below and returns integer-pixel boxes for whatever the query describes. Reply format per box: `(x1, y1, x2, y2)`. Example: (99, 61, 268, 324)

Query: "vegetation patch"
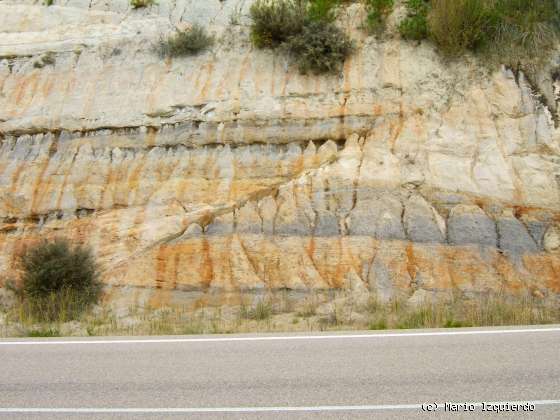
(427, 0, 495, 55)
(33, 52, 56, 69)
(249, 0, 307, 48)
(249, 0, 353, 74)
(484, 0, 560, 72)
(159, 24, 214, 57)
(2, 290, 559, 337)
(283, 20, 353, 74)
(399, 0, 560, 73)
(398, 0, 429, 40)
(13, 238, 101, 322)
(27, 327, 60, 337)
(307, 0, 341, 23)
(364, 0, 394, 33)
(130, 0, 157, 9)
(241, 300, 274, 321)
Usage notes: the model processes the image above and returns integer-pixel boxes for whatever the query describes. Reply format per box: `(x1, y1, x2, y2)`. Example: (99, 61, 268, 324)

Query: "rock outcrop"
(1, 1, 560, 307)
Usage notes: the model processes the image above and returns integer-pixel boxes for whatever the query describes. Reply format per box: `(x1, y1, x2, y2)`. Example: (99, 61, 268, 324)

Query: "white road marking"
(0, 327, 559, 346)
(0, 400, 559, 413)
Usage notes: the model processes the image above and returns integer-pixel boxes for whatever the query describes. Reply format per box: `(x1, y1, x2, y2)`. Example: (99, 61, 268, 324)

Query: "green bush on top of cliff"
(250, 0, 353, 74)
(427, 0, 491, 55)
(400, 0, 560, 73)
(428, 0, 560, 72)
(159, 25, 214, 57)
(18, 238, 101, 321)
(484, 0, 560, 71)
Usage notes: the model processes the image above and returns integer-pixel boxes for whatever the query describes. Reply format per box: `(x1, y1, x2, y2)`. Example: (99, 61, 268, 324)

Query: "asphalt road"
(0, 326, 559, 419)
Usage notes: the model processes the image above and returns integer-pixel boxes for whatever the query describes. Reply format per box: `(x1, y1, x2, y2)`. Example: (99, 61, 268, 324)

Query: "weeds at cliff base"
(2, 291, 559, 337)
(12, 239, 101, 323)
(27, 327, 60, 337)
(240, 300, 273, 321)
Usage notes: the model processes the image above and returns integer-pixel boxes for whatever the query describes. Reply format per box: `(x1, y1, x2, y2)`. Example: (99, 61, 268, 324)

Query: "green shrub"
(367, 318, 387, 330)
(27, 327, 60, 337)
(307, 0, 341, 22)
(19, 238, 101, 321)
(241, 300, 273, 320)
(252, 300, 273, 320)
(250, 0, 353, 74)
(399, 0, 429, 40)
(486, 0, 560, 70)
(283, 20, 353, 74)
(249, 0, 307, 48)
(160, 25, 214, 57)
(131, 0, 157, 8)
(428, 0, 492, 56)
(399, 14, 428, 40)
(426, 0, 560, 71)
(364, 0, 394, 33)
(249, 0, 343, 47)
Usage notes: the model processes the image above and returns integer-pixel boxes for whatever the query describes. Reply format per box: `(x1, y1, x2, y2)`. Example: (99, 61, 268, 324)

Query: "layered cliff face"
(1, 0, 560, 308)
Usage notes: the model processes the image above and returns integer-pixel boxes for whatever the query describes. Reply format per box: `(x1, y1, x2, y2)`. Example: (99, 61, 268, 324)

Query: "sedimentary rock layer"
(1, 1, 560, 306)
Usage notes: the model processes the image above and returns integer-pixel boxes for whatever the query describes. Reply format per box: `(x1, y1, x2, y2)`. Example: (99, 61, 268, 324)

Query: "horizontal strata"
(1, 131, 559, 245)
(2, 185, 554, 253)
(1, 133, 560, 304)
(3, 212, 560, 305)
(1, 125, 560, 302)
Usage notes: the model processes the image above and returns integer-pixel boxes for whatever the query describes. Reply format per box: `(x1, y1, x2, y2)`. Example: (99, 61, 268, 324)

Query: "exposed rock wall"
(1, 1, 560, 307)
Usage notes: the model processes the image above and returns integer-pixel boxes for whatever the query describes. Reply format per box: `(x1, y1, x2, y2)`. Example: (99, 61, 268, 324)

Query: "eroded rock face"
(1, 1, 560, 307)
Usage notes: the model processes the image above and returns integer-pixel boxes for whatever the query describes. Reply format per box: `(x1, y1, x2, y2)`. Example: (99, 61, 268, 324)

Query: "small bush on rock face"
(130, 0, 157, 8)
(364, 0, 394, 33)
(283, 20, 353, 74)
(249, 0, 307, 48)
(399, 0, 429, 40)
(250, 0, 353, 74)
(160, 25, 214, 57)
(20, 239, 101, 321)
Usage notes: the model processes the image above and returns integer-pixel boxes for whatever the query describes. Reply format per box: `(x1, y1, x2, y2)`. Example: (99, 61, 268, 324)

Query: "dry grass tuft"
(1, 290, 558, 338)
